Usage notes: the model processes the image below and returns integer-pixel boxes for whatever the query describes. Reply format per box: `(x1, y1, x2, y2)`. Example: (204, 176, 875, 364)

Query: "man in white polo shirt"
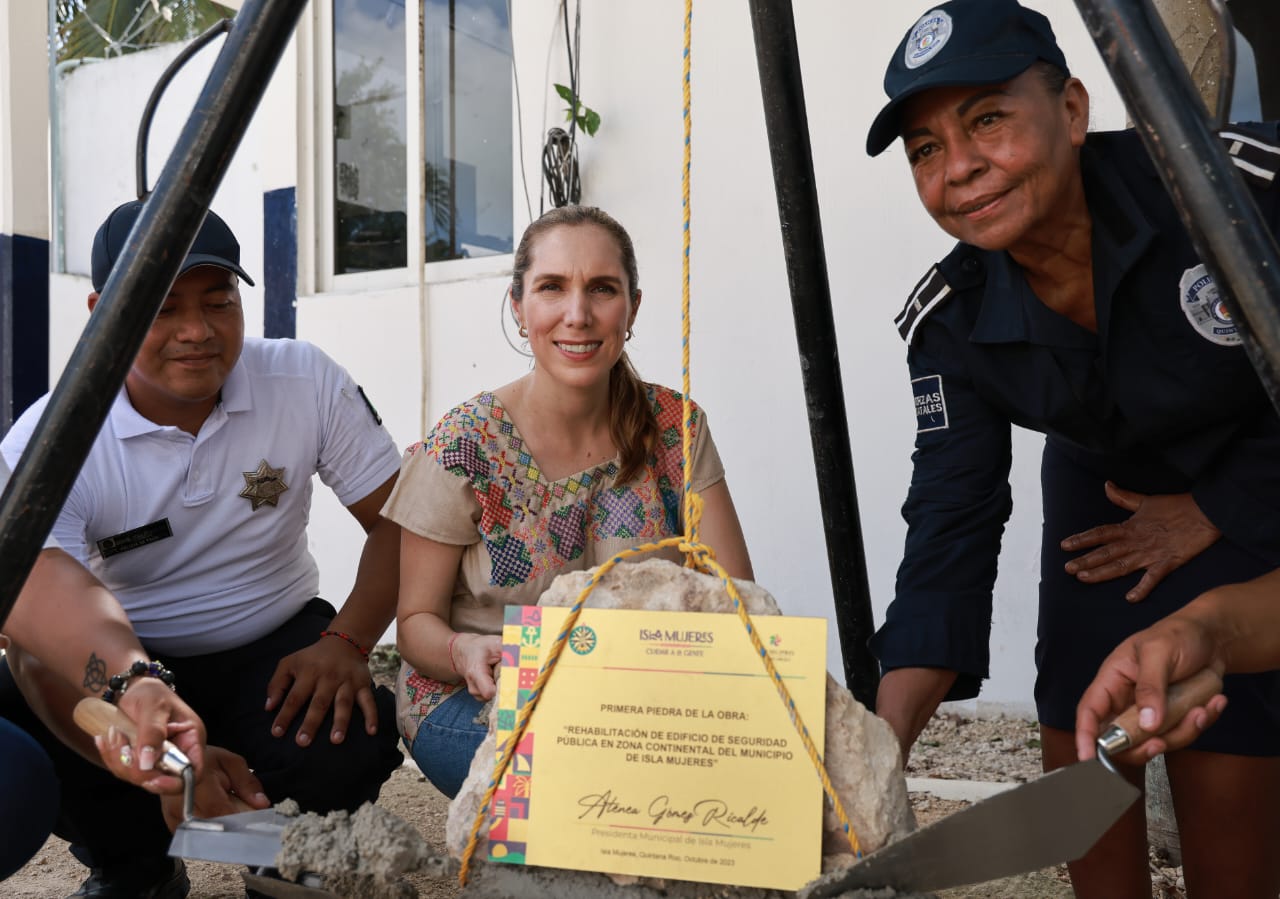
(1, 454, 264, 891)
(0, 201, 404, 899)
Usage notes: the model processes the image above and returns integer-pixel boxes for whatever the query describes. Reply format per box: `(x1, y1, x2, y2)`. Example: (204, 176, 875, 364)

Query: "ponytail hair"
(609, 352, 659, 484)
(511, 205, 658, 484)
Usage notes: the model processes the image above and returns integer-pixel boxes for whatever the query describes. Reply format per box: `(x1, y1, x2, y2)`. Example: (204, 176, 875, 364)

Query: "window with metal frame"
(332, 0, 513, 276)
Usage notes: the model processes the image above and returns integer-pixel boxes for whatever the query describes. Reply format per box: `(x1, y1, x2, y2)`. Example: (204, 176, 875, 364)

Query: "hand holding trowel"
(75, 698, 288, 868)
(800, 668, 1223, 897)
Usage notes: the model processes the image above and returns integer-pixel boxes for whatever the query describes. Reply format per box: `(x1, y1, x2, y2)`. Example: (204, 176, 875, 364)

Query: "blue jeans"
(1, 716, 58, 880)
(406, 689, 489, 799)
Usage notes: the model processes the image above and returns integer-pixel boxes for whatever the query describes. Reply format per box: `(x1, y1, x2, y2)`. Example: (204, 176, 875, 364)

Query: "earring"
(626, 327, 634, 342)
(519, 325, 529, 338)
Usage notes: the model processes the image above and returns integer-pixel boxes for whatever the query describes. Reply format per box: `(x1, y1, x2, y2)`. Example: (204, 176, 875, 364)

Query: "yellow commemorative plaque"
(486, 606, 827, 891)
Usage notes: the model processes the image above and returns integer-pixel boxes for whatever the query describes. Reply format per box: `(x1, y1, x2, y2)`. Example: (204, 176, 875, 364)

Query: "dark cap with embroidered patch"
(866, 0, 1068, 157)
(90, 200, 255, 292)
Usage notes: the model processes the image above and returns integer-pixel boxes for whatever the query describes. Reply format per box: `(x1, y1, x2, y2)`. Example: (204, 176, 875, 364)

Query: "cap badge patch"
(1179, 264, 1240, 347)
(240, 459, 289, 510)
(904, 9, 953, 70)
(912, 374, 949, 433)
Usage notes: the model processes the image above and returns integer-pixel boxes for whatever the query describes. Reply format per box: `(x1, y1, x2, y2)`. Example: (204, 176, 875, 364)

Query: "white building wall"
(41, 1, 1130, 716)
(0, 1, 49, 239)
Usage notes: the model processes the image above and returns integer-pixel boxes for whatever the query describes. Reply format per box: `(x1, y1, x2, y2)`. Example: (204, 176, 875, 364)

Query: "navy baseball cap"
(90, 200, 255, 292)
(866, 0, 1069, 156)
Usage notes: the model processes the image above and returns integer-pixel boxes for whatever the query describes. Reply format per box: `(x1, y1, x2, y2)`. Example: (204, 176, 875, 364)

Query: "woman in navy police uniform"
(866, 1, 1280, 896)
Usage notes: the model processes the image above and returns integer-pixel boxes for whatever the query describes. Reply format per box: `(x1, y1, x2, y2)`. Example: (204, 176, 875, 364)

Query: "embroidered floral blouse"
(381, 384, 725, 740)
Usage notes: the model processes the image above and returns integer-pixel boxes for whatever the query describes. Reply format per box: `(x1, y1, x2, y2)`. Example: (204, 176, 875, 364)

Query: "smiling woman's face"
(514, 223, 640, 392)
(900, 67, 1089, 254)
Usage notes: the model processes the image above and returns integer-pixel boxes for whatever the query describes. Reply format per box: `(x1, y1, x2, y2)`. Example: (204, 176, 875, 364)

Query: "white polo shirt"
(0, 456, 58, 550)
(0, 338, 401, 656)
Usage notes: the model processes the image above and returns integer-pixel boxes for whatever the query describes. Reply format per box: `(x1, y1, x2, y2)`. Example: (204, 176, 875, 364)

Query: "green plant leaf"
(554, 82, 575, 103)
(584, 109, 601, 136)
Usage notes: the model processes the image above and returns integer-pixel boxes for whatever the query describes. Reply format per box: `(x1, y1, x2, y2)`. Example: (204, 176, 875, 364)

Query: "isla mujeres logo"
(569, 625, 598, 655)
(769, 634, 783, 648)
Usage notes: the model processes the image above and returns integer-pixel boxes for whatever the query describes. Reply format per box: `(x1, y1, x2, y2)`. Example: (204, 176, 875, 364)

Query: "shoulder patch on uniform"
(895, 266, 953, 344)
(911, 374, 949, 433)
(1220, 129, 1280, 189)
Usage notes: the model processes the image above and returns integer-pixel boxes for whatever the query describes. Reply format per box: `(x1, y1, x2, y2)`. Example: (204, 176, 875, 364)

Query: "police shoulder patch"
(912, 374, 948, 433)
(1220, 129, 1280, 190)
(895, 265, 953, 345)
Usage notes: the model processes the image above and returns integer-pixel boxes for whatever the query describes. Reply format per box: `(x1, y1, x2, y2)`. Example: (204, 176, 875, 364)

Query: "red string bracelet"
(320, 629, 369, 659)
(448, 632, 462, 673)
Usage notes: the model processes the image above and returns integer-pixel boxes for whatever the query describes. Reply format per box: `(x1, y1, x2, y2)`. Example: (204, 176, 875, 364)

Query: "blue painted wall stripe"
(0, 233, 50, 431)
(263, 187, 298, 340)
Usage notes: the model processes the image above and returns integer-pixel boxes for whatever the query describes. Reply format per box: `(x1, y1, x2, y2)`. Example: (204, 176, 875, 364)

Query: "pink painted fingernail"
(1139, 707, 1156, 729)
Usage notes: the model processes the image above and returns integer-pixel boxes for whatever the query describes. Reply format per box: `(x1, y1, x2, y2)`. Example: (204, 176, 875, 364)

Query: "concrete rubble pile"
(275, 802, 447, 898)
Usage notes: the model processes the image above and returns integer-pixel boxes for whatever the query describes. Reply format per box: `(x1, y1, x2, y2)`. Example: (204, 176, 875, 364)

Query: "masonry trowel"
(73, 698, 291, 868)
(800, 668, 1222, 896)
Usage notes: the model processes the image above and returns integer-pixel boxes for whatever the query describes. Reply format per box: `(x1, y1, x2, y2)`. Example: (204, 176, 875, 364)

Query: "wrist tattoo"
(83, 652, 108, 693)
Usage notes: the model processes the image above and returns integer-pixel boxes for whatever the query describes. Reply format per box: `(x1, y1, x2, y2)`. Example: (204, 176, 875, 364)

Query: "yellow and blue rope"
(458, 2, 861, 884)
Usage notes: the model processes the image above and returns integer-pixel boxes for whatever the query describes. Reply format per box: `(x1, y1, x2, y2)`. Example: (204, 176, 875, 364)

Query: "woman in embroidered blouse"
(383, 206, 754, 796)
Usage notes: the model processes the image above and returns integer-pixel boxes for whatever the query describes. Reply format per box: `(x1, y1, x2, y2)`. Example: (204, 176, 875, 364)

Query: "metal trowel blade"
(241, 871, 334, 898)
(168, 808, 291, 868)
(802, 759, 1139, 896)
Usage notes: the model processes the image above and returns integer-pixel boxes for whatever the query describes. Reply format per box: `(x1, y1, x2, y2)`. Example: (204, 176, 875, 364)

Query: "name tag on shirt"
(97, 519, 173, 558)
(912, 374, 949, 433)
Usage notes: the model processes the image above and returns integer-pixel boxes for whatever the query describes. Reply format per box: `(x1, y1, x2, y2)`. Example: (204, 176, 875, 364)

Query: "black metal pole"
(1075, 0, 1280, 413)
(746, 0, 879, 705)
(0, 0, 307, 631)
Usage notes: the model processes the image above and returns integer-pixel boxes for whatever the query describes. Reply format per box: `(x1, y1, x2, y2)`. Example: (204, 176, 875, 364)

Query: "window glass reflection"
(334, 0, 408, 273)
(423, 0, 514, 262)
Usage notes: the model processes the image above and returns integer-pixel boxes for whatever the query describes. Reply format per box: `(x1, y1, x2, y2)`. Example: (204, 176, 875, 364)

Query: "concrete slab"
(905, 778, 1016, 803)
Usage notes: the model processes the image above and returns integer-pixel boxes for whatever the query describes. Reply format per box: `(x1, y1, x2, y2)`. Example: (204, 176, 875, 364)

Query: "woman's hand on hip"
(1060, 482, 1221, 602)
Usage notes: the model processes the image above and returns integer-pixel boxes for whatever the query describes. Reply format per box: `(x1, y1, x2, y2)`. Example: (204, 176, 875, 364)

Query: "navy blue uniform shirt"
(872, 125, 1280, 701)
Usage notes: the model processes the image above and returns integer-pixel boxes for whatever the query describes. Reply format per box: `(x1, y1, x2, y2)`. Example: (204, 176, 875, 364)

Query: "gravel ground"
(909, 712, 1186, 899)
(908, 713, 1045, 784)
(7, 655, 1185, 898)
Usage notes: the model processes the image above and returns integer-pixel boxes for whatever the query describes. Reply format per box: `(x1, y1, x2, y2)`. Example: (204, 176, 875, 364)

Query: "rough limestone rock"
(447, 559, 918, 895)
(276, 801, 447, 898)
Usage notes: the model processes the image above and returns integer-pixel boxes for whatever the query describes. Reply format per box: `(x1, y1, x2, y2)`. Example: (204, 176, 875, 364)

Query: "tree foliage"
(54, 0, 234, 64)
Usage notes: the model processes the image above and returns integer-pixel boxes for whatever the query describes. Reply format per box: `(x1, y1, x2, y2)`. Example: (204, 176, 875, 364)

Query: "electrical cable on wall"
(507, 0, 534, 222)
(542, 0, 582, 208)
(541, 127, 580, 207)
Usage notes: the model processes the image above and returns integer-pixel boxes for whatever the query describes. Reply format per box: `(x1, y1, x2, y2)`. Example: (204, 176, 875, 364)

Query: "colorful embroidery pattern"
(423, 387, 697, 588)
(397, 670, 463, 742)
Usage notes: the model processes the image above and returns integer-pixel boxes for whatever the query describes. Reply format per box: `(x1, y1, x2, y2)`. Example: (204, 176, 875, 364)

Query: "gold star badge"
(240, 459, 288, 510)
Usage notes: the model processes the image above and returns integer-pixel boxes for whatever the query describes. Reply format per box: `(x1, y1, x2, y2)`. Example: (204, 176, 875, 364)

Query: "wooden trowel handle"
(1104, 668, 1224, 752)
(75, 698, 258, 814)
(74, 697, 191, 778)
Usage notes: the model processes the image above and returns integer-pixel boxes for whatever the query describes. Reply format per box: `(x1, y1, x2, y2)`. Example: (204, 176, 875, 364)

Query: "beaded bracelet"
(320, 629, 370, 659)
(102, 660, 177, 704)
